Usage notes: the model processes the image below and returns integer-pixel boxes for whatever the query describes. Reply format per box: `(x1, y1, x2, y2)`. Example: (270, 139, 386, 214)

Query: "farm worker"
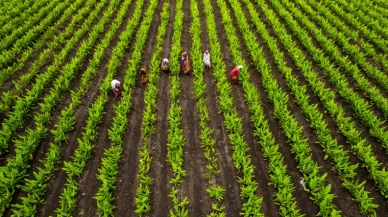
(140, 67, 148, 85)
(161, 58, 170, 73)
(203, 50, 211, 69)
(180, 51, 191, 74)
(111, 79, 121, 97)
(229, 65, 243, 84)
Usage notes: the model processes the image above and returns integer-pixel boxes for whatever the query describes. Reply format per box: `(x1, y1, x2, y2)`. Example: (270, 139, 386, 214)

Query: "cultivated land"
(0, 0, 388, 216)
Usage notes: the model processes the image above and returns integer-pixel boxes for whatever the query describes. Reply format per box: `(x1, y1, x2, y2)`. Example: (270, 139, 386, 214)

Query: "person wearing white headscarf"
(203, 50, 211, 69)
(111, 79, 121, 96)
(161, 58, 170, 73)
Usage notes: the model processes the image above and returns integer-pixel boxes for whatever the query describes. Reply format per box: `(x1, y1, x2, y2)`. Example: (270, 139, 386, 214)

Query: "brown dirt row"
(147, 0, 175, 215)
(0, 0, 59, 52)
(301, 0, 388, 89)
(292, 0, 388, 124)
(110, 0, 163, 215)
(0, 0, 93, 125)
(2, 0, 388, 216)
(209, 0, 299, 216)
(0, 0, 109, 166)
(196, 0, 243, 215)
(3, 0, 125, 215)
(251, 0, 388, 215)
(238, 1, 388, 216)
(72, 0, 159, 215)
(299, 0, 388, 124)
(0, 0, 92, 94)
(220, 0, 326, 215)
(177, 0, 212, 215)
(224, 0, 375, 215)
(237, 0, 364, 215)
(32, 0, 139, 215)
(262, 0, 388, 169)
(327, 1, 388, 56)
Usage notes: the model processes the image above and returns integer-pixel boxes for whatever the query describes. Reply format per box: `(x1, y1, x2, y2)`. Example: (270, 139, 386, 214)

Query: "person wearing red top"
(111, 79, 121, 97)
(229, 65, 243, 84)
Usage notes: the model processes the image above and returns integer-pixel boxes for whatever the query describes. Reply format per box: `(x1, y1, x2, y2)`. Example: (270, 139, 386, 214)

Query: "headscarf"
(140, 67, 147, 74)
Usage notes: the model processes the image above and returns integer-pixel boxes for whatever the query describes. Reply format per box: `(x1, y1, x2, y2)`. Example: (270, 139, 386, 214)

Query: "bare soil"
(2, 0, 388, 216)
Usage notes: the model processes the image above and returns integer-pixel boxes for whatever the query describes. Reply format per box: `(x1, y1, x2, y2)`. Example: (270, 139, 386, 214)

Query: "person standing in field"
(229, 65, 243, 84)
(161, 58, 170, 73)
(111, 79, 121, 97)
(140, 67, 148, 85)
(203, 50, 211, 70)
(180, 52, 191, 74)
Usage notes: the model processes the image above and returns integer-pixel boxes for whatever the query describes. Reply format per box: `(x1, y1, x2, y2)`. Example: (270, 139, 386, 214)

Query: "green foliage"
(95, 0, 160, 216)
(206, 186, 225, 202)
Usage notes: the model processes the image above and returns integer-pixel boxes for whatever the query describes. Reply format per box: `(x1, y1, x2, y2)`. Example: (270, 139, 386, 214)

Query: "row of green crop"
(0, 0, 88, 90)
(297, 0, 388, 94)
(93, 0, 159, 216)
(217, 0, 341, 216)
(134, 2, 170, 216)
(363, 0, 388, 19)
(0, 0, 95, 115)
(202, 0, 264, 215)
(254, 0, 388, 201)
(323, 0, 388, 54)
(189, 0, 225, 216)
(0, 0, 69, 69)
(272, 0, 388, 152)
(241, 0, 377, 215)
(0, 0, 122, 215)
(165, 0, 190, 215)
(372, 0, 388, 10)
(344, 0, 388, 34)
(0, 0, 102, 155)
(0, 0, 51, 39)
(6, 0, 113, 215)
(0, 0, 36, 27)
(221, 1, 304, 216)
(302, 0, 388, 75)
(51, 0, 144, 215)
(0, 0, 55, 50)
(285, 0, 388, 118)
(336, 0, 388, 41)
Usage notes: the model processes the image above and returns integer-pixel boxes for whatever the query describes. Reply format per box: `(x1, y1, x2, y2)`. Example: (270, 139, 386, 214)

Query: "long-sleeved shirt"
(203, 53, 210, 66)
(229, 67, 240, 77)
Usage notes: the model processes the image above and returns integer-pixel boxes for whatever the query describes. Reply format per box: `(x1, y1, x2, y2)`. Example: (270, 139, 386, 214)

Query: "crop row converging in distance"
(0, 0, 387, 216)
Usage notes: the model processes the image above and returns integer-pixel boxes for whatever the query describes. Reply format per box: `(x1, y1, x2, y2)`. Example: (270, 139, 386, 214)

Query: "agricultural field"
(0, 0, 388, 216)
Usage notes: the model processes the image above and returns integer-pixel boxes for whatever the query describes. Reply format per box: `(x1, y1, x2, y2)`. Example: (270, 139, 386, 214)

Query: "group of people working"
(111, 50, 243, 96)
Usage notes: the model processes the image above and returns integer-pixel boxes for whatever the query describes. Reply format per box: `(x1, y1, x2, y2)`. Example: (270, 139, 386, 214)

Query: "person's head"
(182, 52, 187, 56)
(205, 50, 209, 54)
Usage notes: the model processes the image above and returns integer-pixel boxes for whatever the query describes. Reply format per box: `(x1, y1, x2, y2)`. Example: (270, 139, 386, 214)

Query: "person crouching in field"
(203, 50, 211, 70)
(180, 52, 191, 74)
(140, 67, 148, 85)
(161, 58, 170, 73)
(229, 65, 243, 84)
(111, 79, 121, 97)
